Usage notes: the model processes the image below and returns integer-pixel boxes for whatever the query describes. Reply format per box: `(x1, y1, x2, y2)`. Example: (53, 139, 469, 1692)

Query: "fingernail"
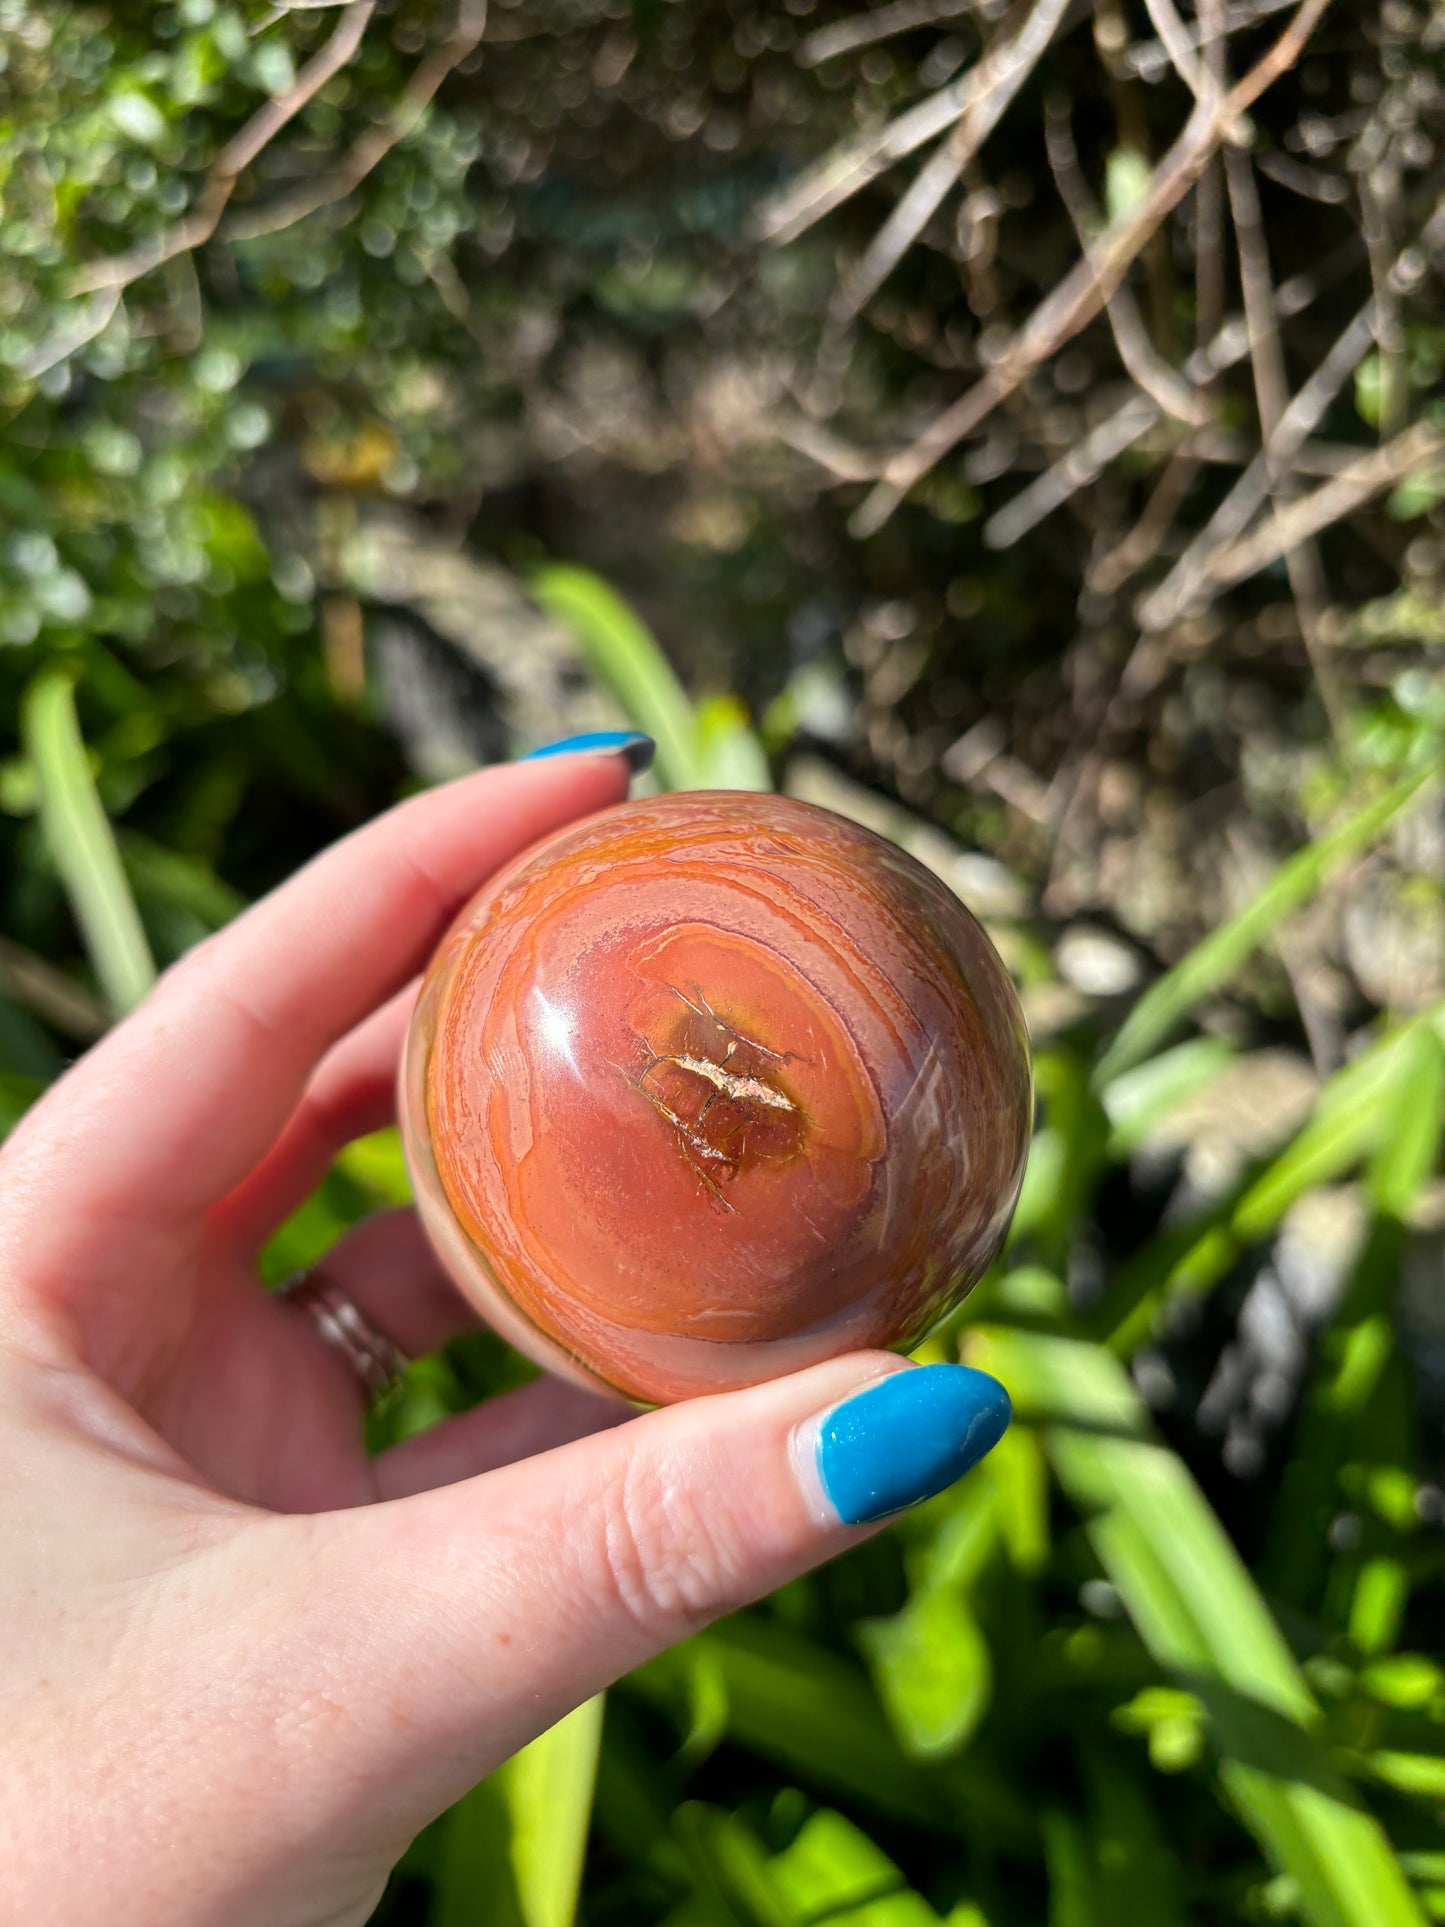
(814, 1364, 1012, 1525)
(523, 731, 656, 772)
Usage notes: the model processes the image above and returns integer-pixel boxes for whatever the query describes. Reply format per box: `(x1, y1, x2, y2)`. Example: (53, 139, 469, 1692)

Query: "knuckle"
(595, 1452, 743, 1643)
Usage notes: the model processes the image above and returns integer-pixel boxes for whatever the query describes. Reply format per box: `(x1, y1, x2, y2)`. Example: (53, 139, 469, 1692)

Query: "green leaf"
(693, 695, 772, 790)
(502, 1696, 606, 1927)
(858, 1587, 993, 1761)
(1095, 766, 1440, 1086)
(0, 1070, 46, 1137)
(107, 87, 169, 147)
(531, 564, 702, 790)
(436, 1699, 605, 1927)
(1094, 1008, 1445, 1352)
(987, 1424, 1051, 1576)
(1043, 1810, 1100, 1927)
(0, 986, 63, 1080)
(334, 1125, 414, 1206)
(1080, 1743, 1188, 1927)
(23, 670, 156, 1016)
(1105, 147, 1153, 223)
(627, 1617, 1029, 1842)
(1100, 1038, 1236, 1154)
(1366, 1753, 1445, 1801)
(119, 829, 246, 930)
(434, 1774, 523, 1927)
(1261, 1021, 1442, 1608)
(978, 1329, 1429, 1927)
(768, 1809, 916, 1921)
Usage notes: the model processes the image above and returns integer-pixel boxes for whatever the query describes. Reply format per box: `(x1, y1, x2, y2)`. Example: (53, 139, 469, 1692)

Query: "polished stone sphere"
(399, 792, 1032, 1404)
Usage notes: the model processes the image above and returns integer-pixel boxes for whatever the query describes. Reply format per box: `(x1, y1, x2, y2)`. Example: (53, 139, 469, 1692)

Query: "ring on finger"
(278, 1269, 411, 1409)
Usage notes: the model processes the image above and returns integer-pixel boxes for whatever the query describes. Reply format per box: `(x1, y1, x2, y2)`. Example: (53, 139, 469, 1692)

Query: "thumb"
(279, 1353, 1010, 1850)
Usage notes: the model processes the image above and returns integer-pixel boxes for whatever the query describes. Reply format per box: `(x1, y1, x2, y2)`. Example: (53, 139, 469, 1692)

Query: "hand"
(0, 747, 1010, 1927)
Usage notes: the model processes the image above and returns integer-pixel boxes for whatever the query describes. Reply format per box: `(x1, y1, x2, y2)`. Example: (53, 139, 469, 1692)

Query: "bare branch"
(1351, 106, 1409, 442)
(1087, 440, 1206, 592)
(1192, 0, 1227, 381)
(224, 0, 489, 242)
(1223, 142, 1342, 735)
(796, 0, 985, 68)
(984, 393, 1162, 547)
(0, 937, 108, 1041)
(756, 0, 1086, 247)
(830, 0, 1076, 322)
(1126, 0, 1300, 82)
(1044, 96, 1209, 423)
(1138, 197, 1445, 626)
(1254, 150, 1350, 203)
(983, 246, 1343, 556)
(253, 0, 356, 28)
(1186, 421, 1445, 599)
(70, 1, 376, 296)
(18, 289, 123, 381)
(1140, 0, 1213, 100)
(852, 0, 1334, 536)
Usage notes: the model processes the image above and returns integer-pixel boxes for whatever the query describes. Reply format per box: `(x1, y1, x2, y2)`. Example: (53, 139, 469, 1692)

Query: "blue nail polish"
(523, 731, 656, 771)
(815, 1365, 1012, 1525)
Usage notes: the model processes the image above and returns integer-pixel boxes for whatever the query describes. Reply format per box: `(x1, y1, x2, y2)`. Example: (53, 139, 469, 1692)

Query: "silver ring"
(278, 1270, 411, 1408)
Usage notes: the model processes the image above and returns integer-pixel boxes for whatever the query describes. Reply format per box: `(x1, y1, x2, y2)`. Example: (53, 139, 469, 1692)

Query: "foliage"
(2, 3, 1444, 1926)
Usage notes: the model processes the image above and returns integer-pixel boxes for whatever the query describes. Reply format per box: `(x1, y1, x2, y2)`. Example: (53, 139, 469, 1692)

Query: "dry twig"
(0, 937, 108, 1041)
(985, 255, 1339, 556)
(830, 0, 1077, 323)
(1140, 0, 1213, 101)
(1126, 0, 1300, 81)
(1192, 420, 1445, 599)
(224, 0, 489, 241)
(70, 1, 376, 296)
(795, 0, 986, 68)
(757, 0, 1092, 247)
(1139, 199, 1445, 627)
(1043, 96, 1209, 424)
(851, 0, 1334, 537)
(984, 393, 1161, 547)
(1223, 142, 1343, 735)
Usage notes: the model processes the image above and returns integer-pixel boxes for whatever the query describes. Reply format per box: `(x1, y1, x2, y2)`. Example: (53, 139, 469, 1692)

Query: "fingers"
(213, 987, 416, 1255)
(278, 1210, 624, 1492)
(1, 753, 632, 1304)
(292, 1207, 477, 1362)
(270, 1356, 1011, 1840)
(374, 1376, 628, 1500)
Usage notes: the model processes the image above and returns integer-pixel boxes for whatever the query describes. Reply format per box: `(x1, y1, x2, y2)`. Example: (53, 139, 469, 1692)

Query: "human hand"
(0, 742, 1011, 1926)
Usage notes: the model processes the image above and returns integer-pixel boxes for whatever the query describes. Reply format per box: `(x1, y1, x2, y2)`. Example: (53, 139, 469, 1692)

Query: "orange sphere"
(400, 792, 1032, 1404)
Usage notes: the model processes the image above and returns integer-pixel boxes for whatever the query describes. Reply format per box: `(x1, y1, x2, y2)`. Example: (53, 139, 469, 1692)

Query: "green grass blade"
(693, 694, 772, 790)
(501, 1694, 606, 1927)
(434, 1775, 523, 1927)
(1262, 1023, 1444, 1607)
(858, 1586, 993, 1760)
(22, 670, 156, 1016)
(627, 1617, 1032, 1844)
(1100, 1038, 1236, 1154)
(1093, 1009, 1444, 1352)
(531, 564, 702, 790)
(1080, 1743, 1188, 1927)
(1095, 765, 1439, 1086)
(977, 1329, 1429, 1927)
(0, 1071, 46, 1137)
(118, 829, 246, 929)
(0, 987, 63, 1081)
(1043, 1810, 1101, 1927)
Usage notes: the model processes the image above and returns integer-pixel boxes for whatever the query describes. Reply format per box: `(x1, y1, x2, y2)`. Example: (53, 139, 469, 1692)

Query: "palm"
(138, 1253, 379, 1512)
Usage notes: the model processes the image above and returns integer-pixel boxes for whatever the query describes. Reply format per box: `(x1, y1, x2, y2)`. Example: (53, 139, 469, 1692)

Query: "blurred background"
(3, 0, 1445, 1921)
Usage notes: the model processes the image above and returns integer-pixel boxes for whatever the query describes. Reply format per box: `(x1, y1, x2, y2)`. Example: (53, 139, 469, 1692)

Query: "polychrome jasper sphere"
(400, 792, 1032, 1404)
